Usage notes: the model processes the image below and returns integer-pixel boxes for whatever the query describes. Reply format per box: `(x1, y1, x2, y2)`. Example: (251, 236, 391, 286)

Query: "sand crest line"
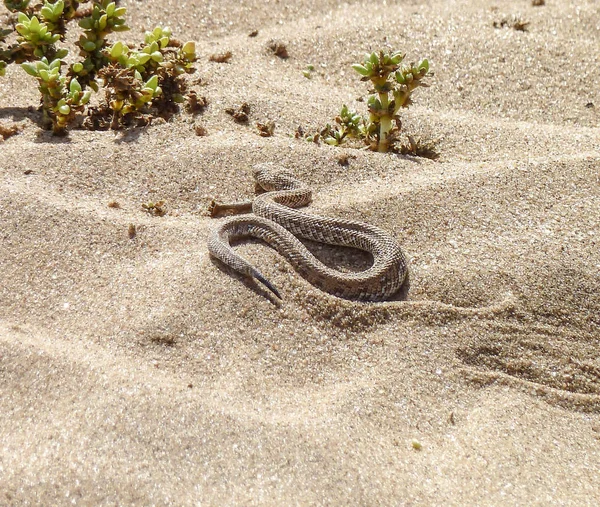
(462, 367, 600, 413)
(316, 150, 600, 209)
(4, 147, 598, 224)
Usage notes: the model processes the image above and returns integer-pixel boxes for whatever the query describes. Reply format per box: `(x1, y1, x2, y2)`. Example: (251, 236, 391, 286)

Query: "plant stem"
(378, 92, 391, 152)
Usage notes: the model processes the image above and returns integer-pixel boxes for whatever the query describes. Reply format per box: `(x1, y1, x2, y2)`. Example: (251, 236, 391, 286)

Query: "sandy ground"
(1, 0, 600, 505)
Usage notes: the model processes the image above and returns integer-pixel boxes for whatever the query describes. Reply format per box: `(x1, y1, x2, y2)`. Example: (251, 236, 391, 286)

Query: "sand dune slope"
(1, 0, 599, 505)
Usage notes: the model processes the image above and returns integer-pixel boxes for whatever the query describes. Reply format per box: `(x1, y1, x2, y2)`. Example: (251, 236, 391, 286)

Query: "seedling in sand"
(302, 64, 314, 79)
(142, 200, 166, 216)
(320, 50, 430, 153)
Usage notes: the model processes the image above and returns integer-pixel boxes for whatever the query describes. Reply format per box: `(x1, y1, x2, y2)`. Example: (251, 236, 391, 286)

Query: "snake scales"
(207, 164, 408, 301)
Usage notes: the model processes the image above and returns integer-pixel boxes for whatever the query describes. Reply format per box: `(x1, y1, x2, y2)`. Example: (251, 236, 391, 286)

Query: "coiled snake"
(207, 164, 407, 301)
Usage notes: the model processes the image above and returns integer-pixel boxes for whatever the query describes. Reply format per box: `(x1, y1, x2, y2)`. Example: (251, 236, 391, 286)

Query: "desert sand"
(1, 0, 599, 504)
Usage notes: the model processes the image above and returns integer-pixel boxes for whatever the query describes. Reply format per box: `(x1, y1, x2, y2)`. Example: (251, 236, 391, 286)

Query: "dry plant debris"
(208, 51, 232, 63)
(194, 123, 207, 136)
(256, 121, 275, 137)
(185, 90, 208, 114)
(127, 223, 136, 239)
(493, 15, 530, 31)
(0, 121, 21, 140)
(267, 39, 289, 59)
(141, 200, 166, 216)
(225, 102, 250, 123)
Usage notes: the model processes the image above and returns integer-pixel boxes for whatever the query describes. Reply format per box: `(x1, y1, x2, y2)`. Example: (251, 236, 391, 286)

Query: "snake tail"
(252, 269, 282, 299)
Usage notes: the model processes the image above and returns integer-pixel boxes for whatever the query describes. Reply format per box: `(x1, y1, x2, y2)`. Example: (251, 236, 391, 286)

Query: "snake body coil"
(207, 164, 407, 301)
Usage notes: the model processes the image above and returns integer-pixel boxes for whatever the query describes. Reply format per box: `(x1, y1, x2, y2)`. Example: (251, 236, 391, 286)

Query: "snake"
(207, 163, 408, 301)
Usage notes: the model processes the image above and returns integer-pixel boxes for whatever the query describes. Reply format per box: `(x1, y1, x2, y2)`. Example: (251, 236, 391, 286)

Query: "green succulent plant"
(323, 50, 430, 153)
(39, 0, 69, 33)
(15, 11, 63, 59)
(323, 104, 364, 146)
(22, 57, 91, 130)
(1, 0, 197, 134)
(71, 0, 129, 89)
(101, 27, 196, 125)
(4, 0, 31, 12)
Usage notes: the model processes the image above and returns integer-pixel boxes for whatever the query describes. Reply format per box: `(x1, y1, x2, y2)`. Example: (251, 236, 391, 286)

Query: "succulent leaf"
(352, 64, 370, 76)
(21, 62, 38, 76)
(69, 78, 82, 94)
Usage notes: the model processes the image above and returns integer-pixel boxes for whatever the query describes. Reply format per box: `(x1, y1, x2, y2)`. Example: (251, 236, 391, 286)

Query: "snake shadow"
(209, 247, 283, 306)
(210, 237, 410, 304)
(299, 238, 410, 301)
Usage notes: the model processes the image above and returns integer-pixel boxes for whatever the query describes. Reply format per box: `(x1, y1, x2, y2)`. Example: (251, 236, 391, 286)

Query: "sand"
(1, 0, 599, 504)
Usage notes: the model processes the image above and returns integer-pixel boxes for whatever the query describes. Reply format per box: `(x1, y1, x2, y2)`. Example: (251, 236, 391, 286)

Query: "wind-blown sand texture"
(1, 0, 599, 504)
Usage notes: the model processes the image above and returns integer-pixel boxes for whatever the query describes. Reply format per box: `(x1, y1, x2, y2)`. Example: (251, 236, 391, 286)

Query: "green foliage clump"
(322, 50, 430, 153)
(22, 56, 91, 131)
(0, 0, 197, 134)
(4, 1, 32, 13)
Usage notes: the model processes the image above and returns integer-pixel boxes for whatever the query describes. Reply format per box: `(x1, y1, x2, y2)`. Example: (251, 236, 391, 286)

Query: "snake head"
(252, 162, 276, 183)
(252, 163, 299, 191)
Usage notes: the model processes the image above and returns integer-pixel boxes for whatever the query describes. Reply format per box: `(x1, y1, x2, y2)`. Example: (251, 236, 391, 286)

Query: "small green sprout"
(145, 26, 171, 49)
(411, 439, 423, 451)
(39, 0, 67, 33)
(323, 104, 364, 145)
(73, 0, 129, 87)
(142, 200, 167, 216)
(101, 26, 196, 124)
(302, 64, 314, 79)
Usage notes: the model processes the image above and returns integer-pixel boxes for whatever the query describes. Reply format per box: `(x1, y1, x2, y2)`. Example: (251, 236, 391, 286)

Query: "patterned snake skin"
(207, 164, 408, 301)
